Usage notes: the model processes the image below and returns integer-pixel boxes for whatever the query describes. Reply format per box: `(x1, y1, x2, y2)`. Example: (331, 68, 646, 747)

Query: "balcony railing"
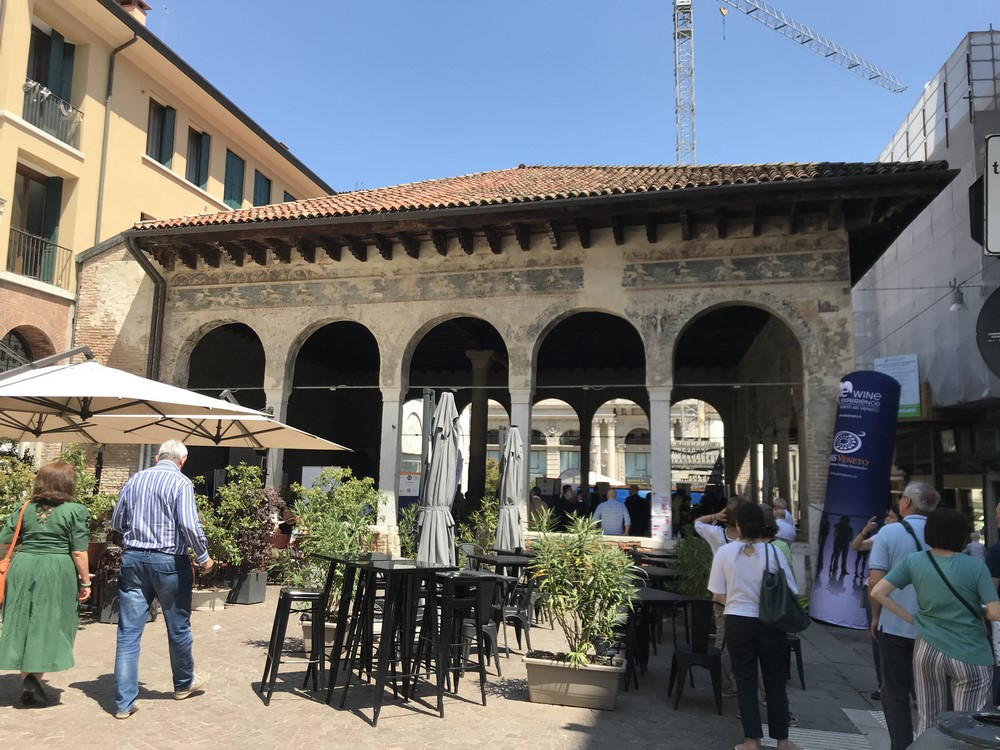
(22, 78, 83, 149)
(7, 228, 72, 290)
(671, 439, 723, 468)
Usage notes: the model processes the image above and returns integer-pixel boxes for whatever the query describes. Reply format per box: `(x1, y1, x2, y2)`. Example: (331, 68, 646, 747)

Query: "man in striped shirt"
(111, 440, 214, 720)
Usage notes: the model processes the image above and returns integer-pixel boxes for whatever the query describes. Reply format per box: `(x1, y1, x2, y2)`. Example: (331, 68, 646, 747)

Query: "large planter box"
(96, 582, 157, 625)
(191, 589, 228, 612)
(524, 655, 625, 710)
(301, 620, 337, 651)
(227, 571, 267, 605)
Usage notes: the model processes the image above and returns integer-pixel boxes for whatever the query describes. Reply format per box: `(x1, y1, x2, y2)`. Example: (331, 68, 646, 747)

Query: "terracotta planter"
(191, 589, 228, 612)
(301, 620, 337, 649)
(524, 655, 625, 710)
(87, 541, 109, 574)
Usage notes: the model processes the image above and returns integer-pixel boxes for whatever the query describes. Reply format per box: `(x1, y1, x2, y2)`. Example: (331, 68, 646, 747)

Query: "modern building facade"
(855, 30, 1000, 536)
(0, 0, 331, 371)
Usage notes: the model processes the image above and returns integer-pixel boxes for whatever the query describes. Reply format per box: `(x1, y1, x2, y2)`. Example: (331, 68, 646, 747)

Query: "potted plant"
(526, 514, 637, 710)
(190, 484, 239, 612)
(276, 467, 382, 648)
(0, 447, 35, 520)
(213, 463, 283, 605)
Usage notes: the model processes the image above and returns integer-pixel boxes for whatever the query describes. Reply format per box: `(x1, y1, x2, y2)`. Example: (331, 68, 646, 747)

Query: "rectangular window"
(224, 150, 245, 209)
(283, 191, 296, 203)
(27, 26, 74, 101)
(10, 164, 63, 284)
(145, 99, 175, 166)
(253, 170, 272, 206)
(625, 452, 650, 481)
(559, 450, 580, 472)
(529, 450, 547, 479)
(185, 128, 211, 189)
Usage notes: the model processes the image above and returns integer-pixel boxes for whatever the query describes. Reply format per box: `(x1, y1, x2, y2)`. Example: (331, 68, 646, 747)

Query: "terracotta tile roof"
(134, 162, 949, 232)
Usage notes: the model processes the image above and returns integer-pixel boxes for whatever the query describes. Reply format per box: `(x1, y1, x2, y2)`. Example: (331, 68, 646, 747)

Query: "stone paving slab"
(0, 587, 885, 749)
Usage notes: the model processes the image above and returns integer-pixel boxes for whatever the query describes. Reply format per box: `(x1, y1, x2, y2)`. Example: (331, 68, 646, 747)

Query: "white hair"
(773, 497, 788, 510)
(157, 440, 188, 462)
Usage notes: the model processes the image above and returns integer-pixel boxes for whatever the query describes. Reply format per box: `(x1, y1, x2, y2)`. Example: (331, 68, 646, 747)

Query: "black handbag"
(759, 543, 810, 633)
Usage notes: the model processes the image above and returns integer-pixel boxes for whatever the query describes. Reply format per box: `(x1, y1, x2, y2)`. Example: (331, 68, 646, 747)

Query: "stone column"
(465, 350, 493, 506)
(579, 404, 595, 507)
(648, 385, 672, 503)
(509, 389, 532, 521)
(377, 389, 404, 526)
(595, 419, 607, 476)
(748, 432, 761, 504)
(263, 387, 289, 491)
(605, 415, 617, 479)
(775, 418, 792, 509)
(762, 427, 775, 504)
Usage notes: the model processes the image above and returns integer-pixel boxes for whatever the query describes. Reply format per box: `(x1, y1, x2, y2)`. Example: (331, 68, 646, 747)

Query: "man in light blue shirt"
(111, 440, 214, 720)
(868, 482, 939, 750)
(593, 488, 631, 535)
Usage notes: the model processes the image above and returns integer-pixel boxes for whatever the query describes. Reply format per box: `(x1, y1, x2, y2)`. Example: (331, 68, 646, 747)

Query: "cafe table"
(465, 552, 532, 576)
(316, 554, 457, 725)
(633, 588, 689, 670)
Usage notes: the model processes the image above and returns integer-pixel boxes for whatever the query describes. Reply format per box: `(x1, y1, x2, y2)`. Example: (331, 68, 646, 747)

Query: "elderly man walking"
(111, 440, 214, 720)
(868, 481, 939, 750)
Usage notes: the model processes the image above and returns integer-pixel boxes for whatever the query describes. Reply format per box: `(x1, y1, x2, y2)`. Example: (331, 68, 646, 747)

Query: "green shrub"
(671, 531, 714, 598)
(0, 448, 35, 520)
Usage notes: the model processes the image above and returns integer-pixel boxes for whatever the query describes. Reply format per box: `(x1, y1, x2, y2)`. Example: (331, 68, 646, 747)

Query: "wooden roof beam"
(679, 211, 692, 241)
(374, 234, 393, 261)
(752, 205, 763, 237)
(546, 220, 561, 250)
(193, 242, 222, 268)
(268, 237, 292, 264)
(788, 202, 800, 234)
(714, 208, 728, 240)
(324, 240, 342, 262)
(176, 246, 198, 270)
(296, 242, 316, 264)
(828, 198, 843, 231)
(514, 223, 531, 251)
(150, 247, 176, 271)
(431, 229, 448, 256)
(644, 214, 657, 244)
(458, 228, 474, 255)
(574, 219, 590, 249)
(484, 226, 502, 255)
(612, 215, 624, 246)
(345, 236, 367, 262)
(223, 244, 245, 267)
(399, 232, 420, 259)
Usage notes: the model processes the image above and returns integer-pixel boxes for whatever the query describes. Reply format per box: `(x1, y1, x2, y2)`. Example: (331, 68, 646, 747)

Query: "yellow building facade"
(0, 0, 331, 365)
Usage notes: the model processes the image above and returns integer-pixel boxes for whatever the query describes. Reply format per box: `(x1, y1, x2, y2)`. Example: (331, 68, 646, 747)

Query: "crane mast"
(672, 0, 906, 165)
(674, 0, 696, 166)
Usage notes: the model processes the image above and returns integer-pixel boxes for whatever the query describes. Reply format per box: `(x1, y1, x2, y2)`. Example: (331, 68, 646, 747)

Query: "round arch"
(0, 325, 54, 370)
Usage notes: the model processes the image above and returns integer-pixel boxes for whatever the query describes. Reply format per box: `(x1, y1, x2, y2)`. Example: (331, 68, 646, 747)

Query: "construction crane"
(673, 0, 907, 165)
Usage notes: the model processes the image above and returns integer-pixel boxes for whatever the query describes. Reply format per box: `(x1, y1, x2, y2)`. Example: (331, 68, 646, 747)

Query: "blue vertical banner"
(809, 371, 901, 629)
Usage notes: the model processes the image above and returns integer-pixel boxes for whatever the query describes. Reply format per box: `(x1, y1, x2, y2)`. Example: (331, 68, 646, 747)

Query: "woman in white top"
(708, 503, 802, 750)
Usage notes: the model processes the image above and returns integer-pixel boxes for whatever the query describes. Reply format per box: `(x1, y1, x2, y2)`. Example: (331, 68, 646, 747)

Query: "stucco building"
(77, 162, 953, 543)
(0, 0, 330, 372)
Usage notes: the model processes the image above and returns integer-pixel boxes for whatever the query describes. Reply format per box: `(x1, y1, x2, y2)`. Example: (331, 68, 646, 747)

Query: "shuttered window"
(283, 191, 295, 203)
(185, 128, 211, 189)
(253, 170, 272, 206)
(224, 150, 245, 209)
(145, 99, 175, 166)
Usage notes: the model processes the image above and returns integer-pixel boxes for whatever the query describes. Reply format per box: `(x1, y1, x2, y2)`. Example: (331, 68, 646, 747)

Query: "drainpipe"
(124, 233, 165, 380)
(94, 33, 138, 246)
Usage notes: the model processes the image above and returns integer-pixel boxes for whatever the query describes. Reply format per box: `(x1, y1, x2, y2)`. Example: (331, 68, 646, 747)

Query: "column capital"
(647, 385, 673, 402)
(465, 349, 495, 369)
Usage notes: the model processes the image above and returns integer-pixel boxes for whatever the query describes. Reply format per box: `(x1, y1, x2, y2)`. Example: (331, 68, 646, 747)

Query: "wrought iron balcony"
(671, 438, 723, 468)
(22, 78, 83, 149)
(7, 228, 72, 290)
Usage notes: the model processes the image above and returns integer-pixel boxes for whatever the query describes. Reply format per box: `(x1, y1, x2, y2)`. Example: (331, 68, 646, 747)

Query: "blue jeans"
(114, 551, 195, 713)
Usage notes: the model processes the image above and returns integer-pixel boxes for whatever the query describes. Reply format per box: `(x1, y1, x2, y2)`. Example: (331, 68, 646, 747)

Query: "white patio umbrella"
(415, 392, 459, 566)
(495, 427, 524, 550)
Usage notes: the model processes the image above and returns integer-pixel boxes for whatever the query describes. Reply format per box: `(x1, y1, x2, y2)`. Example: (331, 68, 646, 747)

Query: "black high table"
(317, 554, 457, 725)
(633, 588, 689, 671)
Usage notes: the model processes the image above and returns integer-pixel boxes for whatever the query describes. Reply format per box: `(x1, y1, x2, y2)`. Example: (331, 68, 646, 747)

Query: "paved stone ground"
(0, 586, 889, 749)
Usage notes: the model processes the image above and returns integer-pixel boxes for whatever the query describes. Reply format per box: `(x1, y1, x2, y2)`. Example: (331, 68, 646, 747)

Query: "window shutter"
(199, 132, 211, 188)
(58, 41, 75, 102)
(41, 177, 63, 284)
(48, 31, 64, 94)
(225, 150, 244, 208)
(161, 106, 176, 167)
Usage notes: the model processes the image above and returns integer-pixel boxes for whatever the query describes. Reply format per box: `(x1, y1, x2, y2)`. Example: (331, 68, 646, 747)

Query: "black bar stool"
(259, 588, 325, 705)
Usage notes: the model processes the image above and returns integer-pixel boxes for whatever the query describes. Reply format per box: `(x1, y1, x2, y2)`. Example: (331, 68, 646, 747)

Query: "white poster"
(874, 354, 920, 418)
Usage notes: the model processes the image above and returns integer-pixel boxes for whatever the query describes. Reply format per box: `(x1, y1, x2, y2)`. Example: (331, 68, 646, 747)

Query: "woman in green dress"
(0, 460, 91, 704)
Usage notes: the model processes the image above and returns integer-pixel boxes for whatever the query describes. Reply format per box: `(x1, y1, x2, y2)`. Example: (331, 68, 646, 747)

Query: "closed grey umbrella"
(496, 427, 524, 551)
(416, 392, 459, 566)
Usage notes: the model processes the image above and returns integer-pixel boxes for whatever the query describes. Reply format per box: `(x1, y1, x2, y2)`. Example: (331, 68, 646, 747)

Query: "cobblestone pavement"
(0, 587, 888, 750)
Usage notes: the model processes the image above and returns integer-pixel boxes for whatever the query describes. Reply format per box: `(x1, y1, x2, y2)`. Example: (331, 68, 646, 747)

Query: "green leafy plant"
(214, 463, 283, 572)
(457, 493, 498, 553)
(528, 504, 558, 533)
(59, 446, 117, 541)
(671, 530, 714, 598)
(281, 467, 383, 597)
(398, 501, 420, 559)
(0, 447, 35, 520)
(530, 514, 637, 667)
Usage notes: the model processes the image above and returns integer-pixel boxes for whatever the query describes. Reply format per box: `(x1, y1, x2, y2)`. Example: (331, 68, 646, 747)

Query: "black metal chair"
(499, 571, 534, 654)
(666, 598, 723, 715)
(786, 633, 805, 690)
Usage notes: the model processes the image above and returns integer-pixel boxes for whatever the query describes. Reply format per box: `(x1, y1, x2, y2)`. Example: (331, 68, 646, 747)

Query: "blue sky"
(155, 1, 997, 193)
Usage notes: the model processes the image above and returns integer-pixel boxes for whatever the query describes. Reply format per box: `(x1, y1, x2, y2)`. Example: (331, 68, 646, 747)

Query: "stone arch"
(169, 317, 265, 388)
(399, 311, 515, 380)
(1, 325, 54, 368)
(283, 315, 380, 393)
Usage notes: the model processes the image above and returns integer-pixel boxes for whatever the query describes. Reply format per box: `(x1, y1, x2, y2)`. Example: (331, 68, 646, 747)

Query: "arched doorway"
(286, 321, 381, 485)
(406, 317, 508, 506)
(186, 323, 266, 488)
(674, 304, 803, 516)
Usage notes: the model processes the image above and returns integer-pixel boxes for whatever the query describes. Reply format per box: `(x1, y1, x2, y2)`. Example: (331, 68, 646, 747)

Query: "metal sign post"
(987, 135, 1000, 255)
